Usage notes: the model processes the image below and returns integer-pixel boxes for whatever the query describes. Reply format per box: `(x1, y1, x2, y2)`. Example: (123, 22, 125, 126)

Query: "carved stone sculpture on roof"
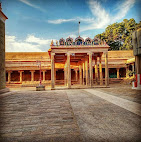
(85, 37, 92, 45)
(66, 37, 73, 45)
(56, 40, 58, 46)
(59, 38, 65, 45)
(75, 36, 84, 45)
(50, 40, 54, 46)
(93, 37, 100, 45)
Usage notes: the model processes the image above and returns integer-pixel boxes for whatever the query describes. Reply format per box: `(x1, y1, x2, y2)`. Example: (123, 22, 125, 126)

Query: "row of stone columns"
(51, 52, 109, 89)
(78, 55, 104, 86)
(7, 70, 47, 83)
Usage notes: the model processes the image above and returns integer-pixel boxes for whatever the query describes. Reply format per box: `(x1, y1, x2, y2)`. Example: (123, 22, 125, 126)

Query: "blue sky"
(1, 0, 141, 52)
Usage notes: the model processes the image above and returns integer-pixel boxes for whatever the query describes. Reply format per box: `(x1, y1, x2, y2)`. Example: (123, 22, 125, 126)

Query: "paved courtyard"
(0, 87, 141, 142)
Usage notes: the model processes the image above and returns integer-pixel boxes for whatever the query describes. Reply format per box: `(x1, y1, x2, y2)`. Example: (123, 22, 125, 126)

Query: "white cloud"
(48, 19, 76, 24)
(25, 35, 52, 45)
(5, 34, 90, 52)
(5, 35, 54, 52)
(47, 17, 95, 24)
(113, 0, 135, 22)
(47, 0, 135, 32)
(19, 0, 46, 12)
(84, 0, 135, 31)
(81, 0, 111, 31)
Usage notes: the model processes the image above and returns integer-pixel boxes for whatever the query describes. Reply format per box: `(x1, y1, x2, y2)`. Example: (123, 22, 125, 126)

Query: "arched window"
(66, 37, 73, 45)
(75, 36, 84, 45)
(85, 37, 92, 45)
(59, 38, 65, 45)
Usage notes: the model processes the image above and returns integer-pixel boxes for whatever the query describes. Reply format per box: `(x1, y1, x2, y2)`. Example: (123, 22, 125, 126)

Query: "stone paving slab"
(97, 84, 141, 104)
(84, 89, 141, 117)
(0, 90, 82, 142)
(66, 89, 141, 142)
(1, 89, 141, 142)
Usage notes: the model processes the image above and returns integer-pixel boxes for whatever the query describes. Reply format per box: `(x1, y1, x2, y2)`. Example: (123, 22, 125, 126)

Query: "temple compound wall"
(132, 28, 141, 90)
(0, 3, 8, 92)
(5, 37, 135, 89)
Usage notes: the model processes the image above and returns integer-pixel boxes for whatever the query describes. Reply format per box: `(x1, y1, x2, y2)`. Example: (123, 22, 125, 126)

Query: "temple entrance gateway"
(49, 36, 110, 89)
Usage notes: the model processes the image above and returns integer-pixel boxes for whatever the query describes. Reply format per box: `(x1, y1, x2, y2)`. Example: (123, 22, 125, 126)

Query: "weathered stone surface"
(0, 18, 6, 90)
(0, 88, 9, 94)
(0, 88, 141, 142)
(0, 90, 81, 142)
(67, 89, 141, 142)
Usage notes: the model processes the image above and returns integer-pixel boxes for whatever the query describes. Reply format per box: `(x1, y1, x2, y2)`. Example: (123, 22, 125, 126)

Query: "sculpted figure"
(50, 40, 54, 46)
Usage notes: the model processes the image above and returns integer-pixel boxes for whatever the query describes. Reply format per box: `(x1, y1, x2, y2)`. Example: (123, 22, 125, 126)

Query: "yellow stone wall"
(5, 50, 134, 71)
(5, 50, 134, 61)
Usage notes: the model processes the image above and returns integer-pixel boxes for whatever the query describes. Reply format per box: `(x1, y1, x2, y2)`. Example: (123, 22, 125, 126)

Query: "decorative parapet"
(50, 36, 108, 47)
(50, 44, 110, 48)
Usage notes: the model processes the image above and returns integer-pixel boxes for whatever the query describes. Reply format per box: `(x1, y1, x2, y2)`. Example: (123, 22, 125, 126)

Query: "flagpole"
(78, 21, 80, 36)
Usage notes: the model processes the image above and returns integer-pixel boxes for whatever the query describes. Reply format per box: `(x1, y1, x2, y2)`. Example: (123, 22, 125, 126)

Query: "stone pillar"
(42, 70, 46, 81)
(135, 56, 141, 74)
(30, 70, 35, 82)
(132, 64, 135, 78)
(126, 65, 129, 78)
(95, 58, 98, 85)
(99, 56, 103, 85)
(89, 52, 93, 87)
(55, 69, 57, 82)
(51, 53, 55, 89)
(83, 62, 85, 85)
(79, 65, 82, 85)
(85, 59, 88, 86)
(75, 69, 78, 82)
(117, 68, 120, 79)
(0, 4, 8, 91)
(8, 71, 11, 83)
(67, 53, 71, 88)
(19, 71, 23, 83)
(64, 64, 67, 86)
(105, 52, 109, 86)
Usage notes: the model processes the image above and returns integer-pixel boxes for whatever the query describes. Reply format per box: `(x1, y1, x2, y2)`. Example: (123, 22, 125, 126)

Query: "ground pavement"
(0, 86, 141, 142)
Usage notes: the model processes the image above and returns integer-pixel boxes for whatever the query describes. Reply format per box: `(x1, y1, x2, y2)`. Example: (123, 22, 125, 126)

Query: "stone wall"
(0, 18, 6, 89)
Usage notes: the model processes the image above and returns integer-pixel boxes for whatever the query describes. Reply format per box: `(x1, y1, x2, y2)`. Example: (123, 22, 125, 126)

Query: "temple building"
(5, 36, 135, 89)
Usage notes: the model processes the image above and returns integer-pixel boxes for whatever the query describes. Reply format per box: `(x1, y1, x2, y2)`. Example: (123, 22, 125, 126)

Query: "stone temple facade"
(5, 36, 135, 89)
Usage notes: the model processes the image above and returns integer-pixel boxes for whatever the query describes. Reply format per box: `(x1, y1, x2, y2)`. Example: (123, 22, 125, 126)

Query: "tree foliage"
(95, 19, 141, 50)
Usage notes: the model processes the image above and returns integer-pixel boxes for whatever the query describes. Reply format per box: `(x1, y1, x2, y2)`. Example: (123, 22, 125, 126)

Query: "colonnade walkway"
(0, 86, 141, 142)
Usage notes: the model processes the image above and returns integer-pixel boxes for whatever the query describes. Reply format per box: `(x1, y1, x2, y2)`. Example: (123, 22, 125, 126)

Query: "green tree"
(95, 18, 139, 50)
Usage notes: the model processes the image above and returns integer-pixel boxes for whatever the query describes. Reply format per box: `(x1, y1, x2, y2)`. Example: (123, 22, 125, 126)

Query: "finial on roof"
(50, 40, 54, 46)
(56, 40, 58, 46)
